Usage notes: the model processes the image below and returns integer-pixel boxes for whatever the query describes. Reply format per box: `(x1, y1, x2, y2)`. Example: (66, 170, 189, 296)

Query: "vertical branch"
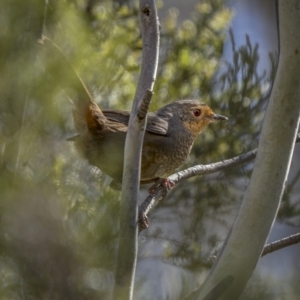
(189, 2, 300, 299)
(113, 1, 159, 299)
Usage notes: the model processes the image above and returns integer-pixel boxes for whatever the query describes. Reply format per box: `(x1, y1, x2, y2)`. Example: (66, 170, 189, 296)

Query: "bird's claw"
(148, 178, 175, 199)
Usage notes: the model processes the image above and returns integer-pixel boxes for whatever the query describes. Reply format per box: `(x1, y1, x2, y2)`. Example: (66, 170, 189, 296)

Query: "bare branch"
(184, 232, 300, 300)
(139, 134, 300, 232)
(113, 0, 160, 299)
(261, 232, 300, 257)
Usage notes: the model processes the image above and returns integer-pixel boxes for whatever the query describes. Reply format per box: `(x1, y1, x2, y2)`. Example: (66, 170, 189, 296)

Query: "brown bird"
(70, 99, 227, 189)
(41, 38, 227, 190)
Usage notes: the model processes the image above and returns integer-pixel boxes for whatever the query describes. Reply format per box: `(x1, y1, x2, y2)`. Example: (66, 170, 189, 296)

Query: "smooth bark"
(113, 1, 160, 299)
(189, 2, 300, 299)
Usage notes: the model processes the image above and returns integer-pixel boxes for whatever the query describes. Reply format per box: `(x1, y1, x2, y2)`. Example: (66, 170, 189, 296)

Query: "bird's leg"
(148, 178, 175, 199)
(138, 179, 175, 232)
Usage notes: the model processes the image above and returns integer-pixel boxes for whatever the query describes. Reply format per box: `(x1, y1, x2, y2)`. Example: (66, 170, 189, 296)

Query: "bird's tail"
(74, 101, 106, 136)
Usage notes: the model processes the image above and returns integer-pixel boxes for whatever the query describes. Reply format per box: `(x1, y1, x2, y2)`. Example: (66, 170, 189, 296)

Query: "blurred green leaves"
(0, 0, 286, 299)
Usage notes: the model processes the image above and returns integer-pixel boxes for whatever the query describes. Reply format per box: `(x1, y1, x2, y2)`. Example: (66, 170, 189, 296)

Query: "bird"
(70, 99, 228, 190)
(40, 38, 227, 190)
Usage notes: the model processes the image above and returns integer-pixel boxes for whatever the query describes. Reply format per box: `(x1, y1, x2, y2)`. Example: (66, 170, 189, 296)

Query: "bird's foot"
(148, 178, 175, 199)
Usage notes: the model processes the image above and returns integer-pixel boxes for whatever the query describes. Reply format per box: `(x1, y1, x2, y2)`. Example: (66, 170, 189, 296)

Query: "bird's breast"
(141, 131, 195, 180)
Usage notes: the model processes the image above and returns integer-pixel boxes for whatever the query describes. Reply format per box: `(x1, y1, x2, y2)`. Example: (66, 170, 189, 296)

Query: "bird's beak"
(211, 114, 228, 121)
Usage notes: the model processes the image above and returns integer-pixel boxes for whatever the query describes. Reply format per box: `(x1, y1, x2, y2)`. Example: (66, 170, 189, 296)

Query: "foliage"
(0, 0, 298, 299)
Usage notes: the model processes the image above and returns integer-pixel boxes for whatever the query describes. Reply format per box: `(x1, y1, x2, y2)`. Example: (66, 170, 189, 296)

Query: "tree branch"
(139, 134, 300, 232)
(184, 231, 300, 300)
(191, 2, 300, 299)
(261, 232, 300, 257)
(113, 1, 160, 299)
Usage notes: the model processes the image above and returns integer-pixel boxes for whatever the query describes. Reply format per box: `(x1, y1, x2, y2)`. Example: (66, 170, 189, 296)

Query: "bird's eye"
(193, 109, 202, 117)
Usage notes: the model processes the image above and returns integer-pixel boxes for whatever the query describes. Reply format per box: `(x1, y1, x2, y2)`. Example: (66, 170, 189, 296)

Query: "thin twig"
(261, 232, 300, 257)
(41, 0, 49, 38)
(38, 36, 94, 106)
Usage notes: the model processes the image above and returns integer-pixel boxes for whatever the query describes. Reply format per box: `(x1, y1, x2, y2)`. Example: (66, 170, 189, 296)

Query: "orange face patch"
(182, 105, 215, 136)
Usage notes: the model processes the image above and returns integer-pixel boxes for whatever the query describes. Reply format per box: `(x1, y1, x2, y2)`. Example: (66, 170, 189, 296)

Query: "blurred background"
(0, 0, 299, 299)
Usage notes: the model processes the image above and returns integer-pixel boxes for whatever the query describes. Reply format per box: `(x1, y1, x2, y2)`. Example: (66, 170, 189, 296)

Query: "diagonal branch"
(261, 232, 300, 257)
(139, 134, 300, 232)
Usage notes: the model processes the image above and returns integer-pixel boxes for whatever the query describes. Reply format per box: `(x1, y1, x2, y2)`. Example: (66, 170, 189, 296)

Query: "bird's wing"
(146, 112, 168, 136)
(103, 110, 131, 125)
(103, 110, 168, 136)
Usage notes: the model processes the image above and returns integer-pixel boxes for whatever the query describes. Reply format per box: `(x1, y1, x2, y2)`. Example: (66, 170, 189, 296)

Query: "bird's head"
(168, 100, 228, 136)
